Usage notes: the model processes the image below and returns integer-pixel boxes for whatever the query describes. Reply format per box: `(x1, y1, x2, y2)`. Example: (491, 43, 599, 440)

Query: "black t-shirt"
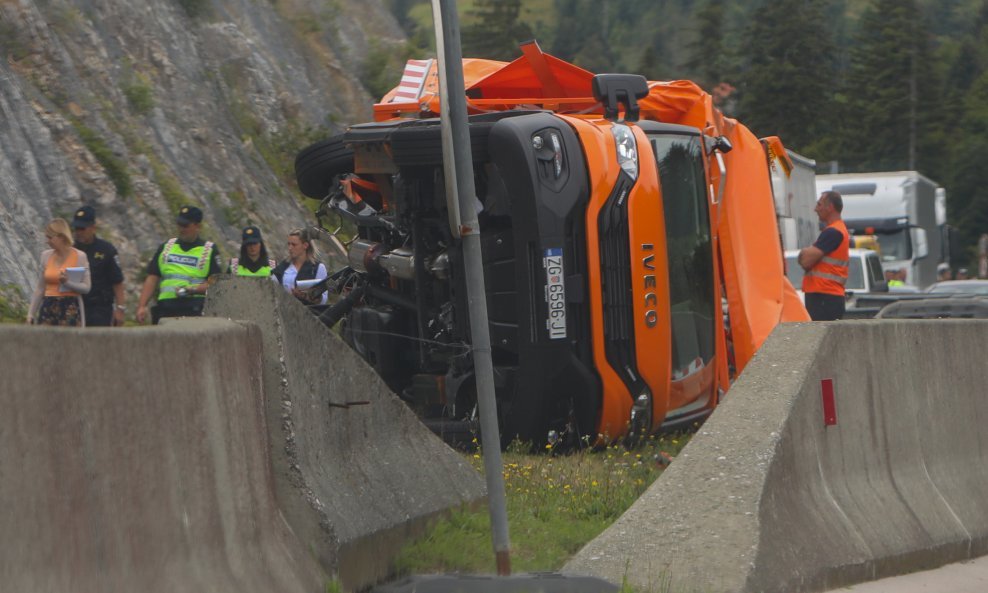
(146, 237, 223, 277)
(813, 227, 844, 255)
(74, 237, 124, 307)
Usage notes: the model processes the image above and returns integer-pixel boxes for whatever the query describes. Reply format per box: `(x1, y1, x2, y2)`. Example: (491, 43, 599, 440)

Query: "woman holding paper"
(27, 218, 92, 326)
(272, 227, 328, 305)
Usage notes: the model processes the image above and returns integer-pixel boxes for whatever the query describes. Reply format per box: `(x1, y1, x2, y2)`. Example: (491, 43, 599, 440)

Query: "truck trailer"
(772, 150, 818, 253)
(295, 43, 808, 446)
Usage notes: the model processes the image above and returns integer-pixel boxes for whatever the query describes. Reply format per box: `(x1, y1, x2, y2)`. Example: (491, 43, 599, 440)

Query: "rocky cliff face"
(0, 0, 404, 313)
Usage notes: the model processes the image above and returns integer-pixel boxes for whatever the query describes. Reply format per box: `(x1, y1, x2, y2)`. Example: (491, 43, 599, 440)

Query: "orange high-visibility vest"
(803, 220, 850, 296)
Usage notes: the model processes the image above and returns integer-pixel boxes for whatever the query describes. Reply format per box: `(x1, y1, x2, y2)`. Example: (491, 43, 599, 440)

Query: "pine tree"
(461, 0, 533, 61)
(735, 0, 839, 154)
(684, 0, 727, 91)
(949, 71, 988, 261)
(840, 0, 941, 174)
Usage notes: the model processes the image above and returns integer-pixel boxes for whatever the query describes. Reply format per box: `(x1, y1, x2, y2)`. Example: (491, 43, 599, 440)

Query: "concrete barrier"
(565, 320, 988, 593)
(205, 278, 486, 590)
(0, 319, 327, 592)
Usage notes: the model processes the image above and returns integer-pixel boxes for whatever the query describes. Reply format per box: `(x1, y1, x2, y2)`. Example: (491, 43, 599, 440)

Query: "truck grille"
(598, 177, 644, 399)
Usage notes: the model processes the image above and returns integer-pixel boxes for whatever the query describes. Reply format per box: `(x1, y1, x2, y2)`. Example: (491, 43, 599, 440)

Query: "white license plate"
(544, 248, 567, 340)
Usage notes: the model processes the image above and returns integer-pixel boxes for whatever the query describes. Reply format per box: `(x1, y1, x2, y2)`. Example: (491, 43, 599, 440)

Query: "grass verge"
(394, 434, 688, 575)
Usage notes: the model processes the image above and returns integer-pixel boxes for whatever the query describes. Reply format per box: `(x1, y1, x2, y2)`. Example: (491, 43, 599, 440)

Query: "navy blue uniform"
(74, 237, 124, 326)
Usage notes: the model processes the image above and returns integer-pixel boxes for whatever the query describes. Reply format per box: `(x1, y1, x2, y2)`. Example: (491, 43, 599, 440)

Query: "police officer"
(799, 191, 850, 321)
(229, 226, 276, 276)
(71, 205, 126, 326)
(136, 205, 223, 324)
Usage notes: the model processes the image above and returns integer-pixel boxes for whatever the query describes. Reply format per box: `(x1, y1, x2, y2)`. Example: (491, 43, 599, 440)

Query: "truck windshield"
(872, 228, 912, 262)
(651, 134, 716, 375)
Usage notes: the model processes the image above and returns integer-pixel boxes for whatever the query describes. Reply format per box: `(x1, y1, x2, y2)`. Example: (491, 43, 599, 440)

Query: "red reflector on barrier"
(821, 378, 836, 426)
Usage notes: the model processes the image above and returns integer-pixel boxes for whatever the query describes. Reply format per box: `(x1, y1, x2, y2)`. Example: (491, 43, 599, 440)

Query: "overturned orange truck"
(295, 42, 808, 446)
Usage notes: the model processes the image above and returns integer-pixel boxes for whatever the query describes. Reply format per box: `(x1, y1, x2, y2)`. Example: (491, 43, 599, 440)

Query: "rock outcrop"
(0, 0, 404, 311)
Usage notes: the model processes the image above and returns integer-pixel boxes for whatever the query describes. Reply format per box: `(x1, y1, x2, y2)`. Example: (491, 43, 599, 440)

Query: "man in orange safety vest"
(799, 190, 849, 321)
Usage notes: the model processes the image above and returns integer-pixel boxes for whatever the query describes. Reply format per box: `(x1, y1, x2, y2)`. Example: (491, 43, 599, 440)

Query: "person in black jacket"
(272, 227, 327, 304)
(71, 206, 125, 326)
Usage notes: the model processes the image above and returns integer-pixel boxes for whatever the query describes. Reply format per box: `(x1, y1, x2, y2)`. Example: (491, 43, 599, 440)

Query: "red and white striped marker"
(390, 59, 434, 103)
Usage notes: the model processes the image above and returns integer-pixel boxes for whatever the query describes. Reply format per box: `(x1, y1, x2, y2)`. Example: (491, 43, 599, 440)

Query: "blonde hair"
(289, 227, 319, 262)
(45, 218, 73, 246)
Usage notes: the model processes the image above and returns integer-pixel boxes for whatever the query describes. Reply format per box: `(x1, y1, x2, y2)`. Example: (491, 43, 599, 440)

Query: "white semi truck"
(816, 171, 946, 290)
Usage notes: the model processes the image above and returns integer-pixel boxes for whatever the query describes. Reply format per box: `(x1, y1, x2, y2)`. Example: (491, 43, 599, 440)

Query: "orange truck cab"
(295, 43, 808, 446)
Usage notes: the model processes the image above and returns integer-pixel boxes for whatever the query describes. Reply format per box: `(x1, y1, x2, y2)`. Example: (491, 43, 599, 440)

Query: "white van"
(784, 248, 889, 306)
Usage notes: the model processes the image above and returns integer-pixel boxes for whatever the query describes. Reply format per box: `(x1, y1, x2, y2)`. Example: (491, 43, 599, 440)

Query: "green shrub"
(149, 157, 193, 214)
(361, 40, 416, 99)
(0, 19, 31, 61)
(176, 0, 211, 18)
(0, 284, 27, 323)
(72, 120, 133, 198)
(122, 80, 155, 115)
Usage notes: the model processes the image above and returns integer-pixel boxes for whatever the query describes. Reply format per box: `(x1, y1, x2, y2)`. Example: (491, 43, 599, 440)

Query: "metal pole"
(430, 0, 512, 576)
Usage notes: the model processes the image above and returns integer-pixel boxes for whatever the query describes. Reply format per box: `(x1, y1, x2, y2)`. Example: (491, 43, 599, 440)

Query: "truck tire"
(385, 111, 541, 167)
(388, 123, 494, 166)
(295, 136, 354, 199)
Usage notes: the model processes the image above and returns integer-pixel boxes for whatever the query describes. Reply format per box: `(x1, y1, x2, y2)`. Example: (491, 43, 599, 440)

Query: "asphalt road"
(825, 556, 988, 593)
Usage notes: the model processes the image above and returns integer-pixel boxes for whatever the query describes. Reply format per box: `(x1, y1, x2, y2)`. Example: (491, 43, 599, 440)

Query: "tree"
(840, 0, 941, 174)
(684, 0, 728, 91)
(735, 0, 839, 154)
(948, 70, 988, 262)
(461, 0, 533, 62)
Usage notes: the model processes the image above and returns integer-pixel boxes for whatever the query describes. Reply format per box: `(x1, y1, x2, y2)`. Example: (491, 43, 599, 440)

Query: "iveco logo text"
(642, 243, 657, 328)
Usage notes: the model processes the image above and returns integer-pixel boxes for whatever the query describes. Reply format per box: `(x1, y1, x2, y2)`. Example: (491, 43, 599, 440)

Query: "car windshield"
(927, 282, 988, 295)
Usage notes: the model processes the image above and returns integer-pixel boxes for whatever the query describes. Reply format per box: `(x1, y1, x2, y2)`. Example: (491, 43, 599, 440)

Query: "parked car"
(784, 248, 888, 307)
(924, 280, 988, 295)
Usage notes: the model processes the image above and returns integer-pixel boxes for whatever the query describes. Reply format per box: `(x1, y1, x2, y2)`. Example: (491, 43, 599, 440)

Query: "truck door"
(640, 122, 719, 426)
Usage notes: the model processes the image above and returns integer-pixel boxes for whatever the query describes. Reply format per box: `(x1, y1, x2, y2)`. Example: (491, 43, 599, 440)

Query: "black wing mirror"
(704, 135, 733, 155)
(592, 74, 649, 122)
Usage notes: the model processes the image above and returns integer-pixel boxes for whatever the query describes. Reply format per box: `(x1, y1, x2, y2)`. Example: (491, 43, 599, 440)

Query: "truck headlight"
(627, 390, 652, 444)
(611, 123, 638, 181)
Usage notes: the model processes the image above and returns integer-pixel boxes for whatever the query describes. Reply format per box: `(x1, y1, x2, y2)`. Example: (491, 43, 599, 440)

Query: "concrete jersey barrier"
(205, 277, 486, 590)
(0, 319, 327, 592)
(565, 320, 988, 593)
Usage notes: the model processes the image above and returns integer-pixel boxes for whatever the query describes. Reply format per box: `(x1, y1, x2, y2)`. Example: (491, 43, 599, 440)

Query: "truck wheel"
(389, 123, 494, 167)
(295, 136, 354, 199)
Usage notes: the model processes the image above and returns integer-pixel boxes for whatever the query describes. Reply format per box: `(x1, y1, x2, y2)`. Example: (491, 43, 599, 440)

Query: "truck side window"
(867, 254, 884, 286)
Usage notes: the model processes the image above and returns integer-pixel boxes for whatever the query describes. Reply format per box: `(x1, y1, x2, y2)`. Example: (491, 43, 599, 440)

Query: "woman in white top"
(27, 218, 92, 326)
(271, 227, 328, 305)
